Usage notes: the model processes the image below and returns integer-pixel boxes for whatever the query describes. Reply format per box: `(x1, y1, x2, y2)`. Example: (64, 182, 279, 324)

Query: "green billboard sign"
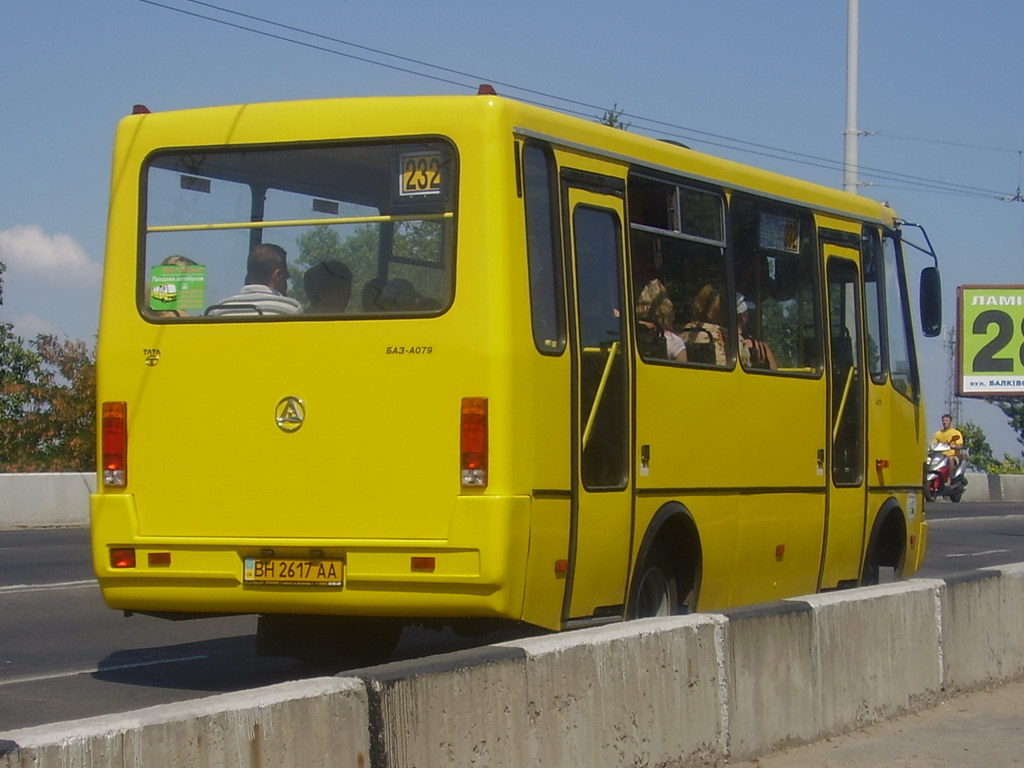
(958, 285, 1024, 397)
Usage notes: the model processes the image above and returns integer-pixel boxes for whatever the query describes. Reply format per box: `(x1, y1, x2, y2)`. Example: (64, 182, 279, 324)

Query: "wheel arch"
(629, 501, 703, 613)
(862, 496, 908, 584)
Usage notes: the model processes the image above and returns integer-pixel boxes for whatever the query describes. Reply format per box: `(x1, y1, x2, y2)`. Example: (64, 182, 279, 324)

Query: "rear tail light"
(460, 397, 488, 487)
(110, 548, 136, 568)
(102, 402, 128, 487)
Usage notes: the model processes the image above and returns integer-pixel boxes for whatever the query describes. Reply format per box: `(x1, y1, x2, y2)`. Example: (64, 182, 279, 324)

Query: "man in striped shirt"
(207, 243, 301, 317)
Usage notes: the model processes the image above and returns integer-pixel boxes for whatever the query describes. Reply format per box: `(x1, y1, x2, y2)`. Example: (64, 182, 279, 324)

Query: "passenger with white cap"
(736, 293, 777, 370)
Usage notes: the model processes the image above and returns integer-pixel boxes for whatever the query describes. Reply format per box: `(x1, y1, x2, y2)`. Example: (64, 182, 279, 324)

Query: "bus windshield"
(141, 140, 456, 319)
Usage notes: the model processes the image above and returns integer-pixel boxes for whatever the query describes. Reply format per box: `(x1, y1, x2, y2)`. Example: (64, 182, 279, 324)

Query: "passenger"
(207, 243, 301, 317)
(303, 261, 353, 314)
(736, 294, 777, 370)
(679, 284, 727, 365)
(636, 279, 686, 361)
(161, 254, 198, 267)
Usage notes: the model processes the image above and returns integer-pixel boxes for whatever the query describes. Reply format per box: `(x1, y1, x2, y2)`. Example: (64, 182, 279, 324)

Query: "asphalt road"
(2, 499, 1022, 732)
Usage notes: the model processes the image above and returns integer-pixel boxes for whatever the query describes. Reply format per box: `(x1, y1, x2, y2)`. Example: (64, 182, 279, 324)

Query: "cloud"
(0, 225, 100, 284)
(8, 312, 61, 338)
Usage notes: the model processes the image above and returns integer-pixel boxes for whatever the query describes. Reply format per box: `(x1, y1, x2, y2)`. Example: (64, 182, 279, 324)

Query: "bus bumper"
(90, 493, 531, 621)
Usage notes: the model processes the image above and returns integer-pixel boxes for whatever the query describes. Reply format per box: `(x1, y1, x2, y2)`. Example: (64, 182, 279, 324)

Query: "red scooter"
(924, 442, 968, 503)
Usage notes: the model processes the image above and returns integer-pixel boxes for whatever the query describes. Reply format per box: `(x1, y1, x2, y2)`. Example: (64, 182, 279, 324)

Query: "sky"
(2, 0, 1022, 455)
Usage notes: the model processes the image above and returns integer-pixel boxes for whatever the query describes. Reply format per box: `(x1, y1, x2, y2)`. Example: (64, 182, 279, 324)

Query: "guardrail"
(1, 471, 1022, 531)
(3, 566, 1024, 767)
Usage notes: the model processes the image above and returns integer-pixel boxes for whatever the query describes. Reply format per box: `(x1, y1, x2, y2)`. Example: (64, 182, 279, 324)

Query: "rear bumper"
(90, 493, 530, 620)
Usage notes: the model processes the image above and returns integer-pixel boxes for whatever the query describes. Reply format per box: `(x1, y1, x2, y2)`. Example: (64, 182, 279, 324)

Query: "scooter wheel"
(923, 487, 936, 503)
(950, 492, 963, 503)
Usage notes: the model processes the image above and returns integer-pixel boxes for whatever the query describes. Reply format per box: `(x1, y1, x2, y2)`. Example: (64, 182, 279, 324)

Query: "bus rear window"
(141, 141, 456, 320)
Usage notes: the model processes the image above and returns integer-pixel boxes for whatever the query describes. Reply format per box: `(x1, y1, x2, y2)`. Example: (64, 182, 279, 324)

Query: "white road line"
(928, 515, 1023, 524)
(0, 655, 208, 688)
(0, 580, 96, 595)
(945, 549, 1012, 558)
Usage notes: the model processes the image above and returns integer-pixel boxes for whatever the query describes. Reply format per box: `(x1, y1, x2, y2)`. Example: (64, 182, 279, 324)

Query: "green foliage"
(989, 398, 1024, 450)
(0, 329, 96, 472)
(960, 422, 995, 471)
(959, 419, 1024, 474)
(597, 103, 631, 130)
(0, 260, 96, 472)
(291, 222, 446, 310)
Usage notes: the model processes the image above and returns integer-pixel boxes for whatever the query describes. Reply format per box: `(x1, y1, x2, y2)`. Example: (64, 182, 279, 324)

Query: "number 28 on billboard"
(958, 285, 1024, 397)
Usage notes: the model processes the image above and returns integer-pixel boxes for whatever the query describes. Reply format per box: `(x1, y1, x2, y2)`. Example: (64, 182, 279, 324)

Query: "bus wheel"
(628, 543, 678, 619)
(257, 615, 402, 666)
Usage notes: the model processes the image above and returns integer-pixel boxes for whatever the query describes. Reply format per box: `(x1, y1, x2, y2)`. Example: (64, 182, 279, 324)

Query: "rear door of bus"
(561, 171, 633, 622)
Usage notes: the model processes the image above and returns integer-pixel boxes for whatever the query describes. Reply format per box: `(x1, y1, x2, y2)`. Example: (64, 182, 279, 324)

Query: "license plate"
(243, 557, 343, 586)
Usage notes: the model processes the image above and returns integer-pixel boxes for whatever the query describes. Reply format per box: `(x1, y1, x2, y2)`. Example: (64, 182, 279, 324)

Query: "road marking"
(0, 655, 208, 688)
(928, 515, 1023, 524)
(0, 580, 95, 595)
(945, 549, 1011, 558)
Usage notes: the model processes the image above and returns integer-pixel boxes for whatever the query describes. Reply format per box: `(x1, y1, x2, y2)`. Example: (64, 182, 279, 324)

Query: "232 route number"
(400, 153, 443, 197)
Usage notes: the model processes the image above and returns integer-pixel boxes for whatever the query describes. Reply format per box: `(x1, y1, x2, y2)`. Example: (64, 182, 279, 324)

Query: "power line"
(136, 0, 1019, 203)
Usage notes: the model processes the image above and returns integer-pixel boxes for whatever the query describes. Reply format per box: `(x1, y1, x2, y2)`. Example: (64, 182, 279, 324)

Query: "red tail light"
(460, 397, 488, 487)
(102, 401, 127, 487)
(110, 548, 136, 569)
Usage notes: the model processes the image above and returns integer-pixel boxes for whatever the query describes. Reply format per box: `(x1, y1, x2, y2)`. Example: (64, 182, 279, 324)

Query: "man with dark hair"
(208, 243, 301, 317)
(303, 260, 353, 314)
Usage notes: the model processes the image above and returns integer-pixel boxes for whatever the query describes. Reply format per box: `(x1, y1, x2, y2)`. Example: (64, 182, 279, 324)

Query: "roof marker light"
(477, 84, 497, 96)
(132, 104, 151, 114)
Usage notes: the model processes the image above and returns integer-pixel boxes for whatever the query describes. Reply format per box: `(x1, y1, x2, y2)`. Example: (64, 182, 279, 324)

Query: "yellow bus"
(92, 90, 942, 661)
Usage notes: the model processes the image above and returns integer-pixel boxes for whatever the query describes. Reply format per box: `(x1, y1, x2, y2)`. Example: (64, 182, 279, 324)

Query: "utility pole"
(944, 325, 963, 424)
(844, 0, 860, 194)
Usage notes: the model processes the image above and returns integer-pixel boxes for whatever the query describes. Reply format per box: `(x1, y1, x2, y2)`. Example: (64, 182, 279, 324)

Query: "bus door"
(819, 246, 867, 588)
(561, 173, 633, 622)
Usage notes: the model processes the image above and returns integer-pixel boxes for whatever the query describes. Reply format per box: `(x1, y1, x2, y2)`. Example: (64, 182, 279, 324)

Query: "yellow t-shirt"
(933, 427, 963, 456)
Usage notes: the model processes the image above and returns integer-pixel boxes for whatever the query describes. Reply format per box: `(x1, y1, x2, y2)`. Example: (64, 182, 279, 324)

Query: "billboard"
(957, 285, 1024, 397)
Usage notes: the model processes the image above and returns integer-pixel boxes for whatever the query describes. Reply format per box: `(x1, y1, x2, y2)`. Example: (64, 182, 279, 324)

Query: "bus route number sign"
(400, 152, 443, 197)
(958, 285, 1024, 397)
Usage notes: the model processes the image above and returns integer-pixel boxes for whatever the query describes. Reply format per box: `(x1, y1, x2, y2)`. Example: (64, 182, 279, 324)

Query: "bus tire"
(627, 542, 678, 619)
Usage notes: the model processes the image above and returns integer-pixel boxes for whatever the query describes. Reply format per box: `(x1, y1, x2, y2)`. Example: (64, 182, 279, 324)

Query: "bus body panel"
(94, 93, 933, 636)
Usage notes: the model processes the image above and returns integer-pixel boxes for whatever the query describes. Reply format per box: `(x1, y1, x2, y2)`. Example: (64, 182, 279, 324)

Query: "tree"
(990, 398, 1024, 453)
(959, 422, 995, 471)
(0, 259, 96, 472)
(597, 103, 631, 130)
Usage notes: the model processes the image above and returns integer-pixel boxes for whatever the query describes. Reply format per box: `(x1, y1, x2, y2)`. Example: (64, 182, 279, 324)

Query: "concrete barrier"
(0, 678, 371, 768)
(0, 473, 93, 528)
(7, 568, 1024, 767)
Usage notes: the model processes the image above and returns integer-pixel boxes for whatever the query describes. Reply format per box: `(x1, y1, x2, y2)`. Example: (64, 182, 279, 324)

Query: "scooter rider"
(933, 413, 964, 471)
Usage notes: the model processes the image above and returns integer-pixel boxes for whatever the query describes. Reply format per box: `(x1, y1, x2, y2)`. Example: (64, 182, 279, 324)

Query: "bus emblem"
(275, 396, 305, 433)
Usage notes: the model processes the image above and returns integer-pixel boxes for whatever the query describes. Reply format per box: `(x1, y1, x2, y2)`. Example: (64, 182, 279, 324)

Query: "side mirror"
(919, 266, 942, 337)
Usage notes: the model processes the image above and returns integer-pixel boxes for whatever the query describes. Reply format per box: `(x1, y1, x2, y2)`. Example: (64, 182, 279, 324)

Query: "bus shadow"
(91, 635, 310, 693)
(91, 623, 547, 693)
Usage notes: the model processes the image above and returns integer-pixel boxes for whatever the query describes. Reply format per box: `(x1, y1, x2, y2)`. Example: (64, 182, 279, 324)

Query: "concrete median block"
(1000, 475, 1024, 502)
(722, 600, 820, 758)
(799, 581, 944, 735)
(0, 677, 370, 768)
(360, 645, 529, 768)
(943, 562, 1024, 692)
(0, 473, 93, 528)
(510, 615, 726, 767)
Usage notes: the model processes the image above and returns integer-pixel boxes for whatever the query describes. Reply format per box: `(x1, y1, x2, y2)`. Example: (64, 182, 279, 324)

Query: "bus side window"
(628, 175, 728, 368)
(523, 143, 565, 354)
(730, 194, 821, 375)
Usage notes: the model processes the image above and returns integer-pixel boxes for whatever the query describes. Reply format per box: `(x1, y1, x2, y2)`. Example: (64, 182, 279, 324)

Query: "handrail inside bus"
(147, 211, 453, 234)
(832, 365, 857, 443)
(582, 341, 620, 450)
